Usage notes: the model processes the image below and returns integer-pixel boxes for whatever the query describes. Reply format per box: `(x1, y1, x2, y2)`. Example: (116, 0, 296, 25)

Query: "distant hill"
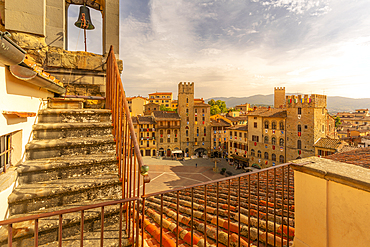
(205, 95, 370, 113)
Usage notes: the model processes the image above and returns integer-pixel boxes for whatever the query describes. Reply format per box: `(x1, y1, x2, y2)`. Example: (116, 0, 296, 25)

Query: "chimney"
(268, 106, 271, 111)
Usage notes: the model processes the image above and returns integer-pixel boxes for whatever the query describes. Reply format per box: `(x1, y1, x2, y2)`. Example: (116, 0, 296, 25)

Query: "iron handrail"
(105, 46, 149, 200)
(142, 162, 295, 198)
(0, 197, 140, 227)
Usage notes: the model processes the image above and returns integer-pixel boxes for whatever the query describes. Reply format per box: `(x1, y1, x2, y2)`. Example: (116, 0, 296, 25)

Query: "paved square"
(139, 156, 250, 194)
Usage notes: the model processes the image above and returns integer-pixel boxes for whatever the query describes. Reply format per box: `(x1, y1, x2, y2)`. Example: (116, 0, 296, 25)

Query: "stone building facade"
(152, 111, 181, 158)
(132, 116, 157, 157)
(227, 125, 249, 167)
(177, 82, 211, 157)
(211, 118, 231, 158)
(148, 92, 173, 108)
(274, 87, 286, 108)
(285, 94, 335, 161)
(144, 103, 160, 116)
(247, 108, 287, 168)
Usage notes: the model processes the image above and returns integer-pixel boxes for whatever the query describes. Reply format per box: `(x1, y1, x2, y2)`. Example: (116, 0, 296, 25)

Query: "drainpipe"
(0, 31, 26, 66)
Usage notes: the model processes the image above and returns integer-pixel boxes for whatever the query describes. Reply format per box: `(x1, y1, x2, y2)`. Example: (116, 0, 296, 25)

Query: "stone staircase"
(0, 102, 130, 246)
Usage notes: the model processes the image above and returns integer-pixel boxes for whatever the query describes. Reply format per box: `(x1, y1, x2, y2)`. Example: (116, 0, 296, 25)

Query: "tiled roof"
(210, 118, 231, 127)
(137, 116, 156, 124)
(225, 116, 248, 121)
(324, 147, 370, 169)
(248, 108, 287, 118)
(227, 125, 248, 131)
(142, 168, 295, 247)
(194, 103, 210, 107)
(313, 138, 347, 150)
(148, 92, 172, 95)
(152, 111, 180, 120)
(145, 102, 160, 106)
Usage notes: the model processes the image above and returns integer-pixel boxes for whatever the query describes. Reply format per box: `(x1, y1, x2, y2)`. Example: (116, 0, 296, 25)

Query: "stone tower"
(274, 87, 286, 108)
(178, 82, 195, 157)
(285, 94, 328, 161)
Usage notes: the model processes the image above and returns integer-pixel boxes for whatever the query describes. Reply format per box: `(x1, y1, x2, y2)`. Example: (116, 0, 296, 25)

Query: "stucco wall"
(294, 170, 370, 247)
(0, 66, 53, 164)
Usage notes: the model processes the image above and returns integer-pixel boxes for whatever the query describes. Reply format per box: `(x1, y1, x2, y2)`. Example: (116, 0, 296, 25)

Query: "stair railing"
(106, 45, 150, 200)
(106, 46, 150, 245)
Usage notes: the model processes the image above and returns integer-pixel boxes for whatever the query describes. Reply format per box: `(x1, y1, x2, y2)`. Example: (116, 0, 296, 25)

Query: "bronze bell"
(74, 5, 95, 30)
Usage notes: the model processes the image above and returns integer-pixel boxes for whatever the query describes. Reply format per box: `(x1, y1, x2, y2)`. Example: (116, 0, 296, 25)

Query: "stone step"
(33, 122, 113, 139)
(8, 173, 122, 215)
(37, 109, 112, 124)
(25, 136, 116, 160)
(17, 154, 118, 185)
(0, 200, 130, 247)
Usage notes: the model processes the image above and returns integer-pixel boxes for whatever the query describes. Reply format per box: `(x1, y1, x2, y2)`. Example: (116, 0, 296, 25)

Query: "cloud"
(118, 0, 370, 99)
(287, 67, 311, 76)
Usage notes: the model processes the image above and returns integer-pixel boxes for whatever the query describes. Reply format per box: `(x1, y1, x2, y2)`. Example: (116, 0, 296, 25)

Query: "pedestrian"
(196, 163, 197, 168)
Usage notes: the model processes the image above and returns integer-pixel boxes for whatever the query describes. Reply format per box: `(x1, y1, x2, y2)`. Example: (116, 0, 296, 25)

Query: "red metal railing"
(105, 46, 150, 200)
(0, 198, 141, 247)
(0, 164, 295, 246)
(141, 163, 294, 247)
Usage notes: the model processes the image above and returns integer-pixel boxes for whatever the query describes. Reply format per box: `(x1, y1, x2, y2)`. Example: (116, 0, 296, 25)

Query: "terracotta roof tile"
(313, 138, 347, 150)
(228, 125, 248, 131)
(248, 108, 287, 118)
(324, 147, 370, 169)
(210, 118, 232, 127)
(152, 111, 181, 120)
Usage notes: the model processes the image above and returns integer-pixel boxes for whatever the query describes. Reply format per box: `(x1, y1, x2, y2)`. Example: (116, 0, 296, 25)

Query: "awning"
(172, 150, 182, 154)
(231, 154, 249, 163)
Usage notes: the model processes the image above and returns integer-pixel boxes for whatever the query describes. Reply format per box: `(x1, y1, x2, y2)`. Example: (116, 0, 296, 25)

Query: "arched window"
(297, 140, 302, 149)
(279, 122, 284, 130)
(272, 121, 277, 129)
(264, 121, 269, 129)
(257, 150, 262, 158)
(186, 98, 189, 103)
(167, 130, 171, 134)
(160, 130, 163, 135)
(279, 155, 285, 163)
(279, 138, 284, 146)
(186, 130, 189, 136)
(160, 138, 163, 143)
(264, 152, 269, 159)
(272, 137, 276, 145)
(264, 136, 269, 143)
(298, 124, 302, 132)
(272, 154, 276, 161)
(251, 149, 255, 156)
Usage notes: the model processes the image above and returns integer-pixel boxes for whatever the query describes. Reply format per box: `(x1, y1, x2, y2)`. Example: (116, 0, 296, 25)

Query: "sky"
(68, 0, 370, 100)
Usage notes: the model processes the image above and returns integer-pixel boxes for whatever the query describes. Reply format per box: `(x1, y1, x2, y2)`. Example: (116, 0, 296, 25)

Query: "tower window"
(271, 122, 277, 129)
(298, 107, 302, 114)
(298, 125, 302, 132)
(297, 140, 302, 149)
(264, 121, 269, 129)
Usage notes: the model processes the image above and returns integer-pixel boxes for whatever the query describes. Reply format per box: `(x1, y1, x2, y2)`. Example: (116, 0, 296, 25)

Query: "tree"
(334, 116, 341, 128)
(160, 104, 174, 112)
(210, 105, 221, 115)
(208, 99, 227, 115)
